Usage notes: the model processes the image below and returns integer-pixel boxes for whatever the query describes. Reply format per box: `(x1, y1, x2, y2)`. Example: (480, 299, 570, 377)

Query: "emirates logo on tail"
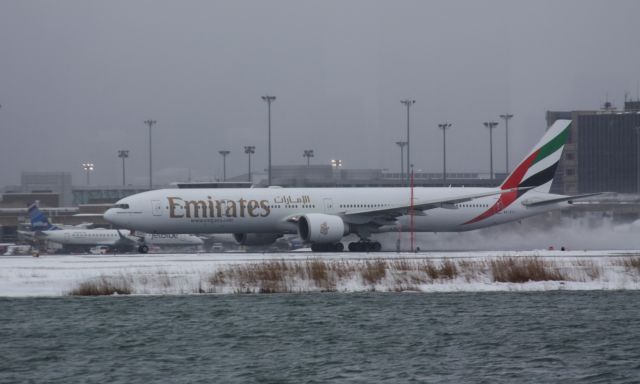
(465, 119, 571, 225)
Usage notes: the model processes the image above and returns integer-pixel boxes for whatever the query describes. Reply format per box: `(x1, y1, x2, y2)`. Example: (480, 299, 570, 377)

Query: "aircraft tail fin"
(500, 119, 571, 194)
(27, 202, 60, 231)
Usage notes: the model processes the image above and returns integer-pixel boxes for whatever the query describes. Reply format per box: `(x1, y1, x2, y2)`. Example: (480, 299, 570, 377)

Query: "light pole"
(82, 162, 94, 186)
(244, 146, 255, 182)
(500, 113, 514, 173)
(219, 150, 230, 181)
(483, 121, 499, 180)
(144, 119, 156, 189)
(261, 95, 276, 186)
(303, 149, 314, 167)
(438, 123, 452, 185)
(395, 141, 407, 182)
(401, 99, 416, 186)
(117, 150, 129, 186)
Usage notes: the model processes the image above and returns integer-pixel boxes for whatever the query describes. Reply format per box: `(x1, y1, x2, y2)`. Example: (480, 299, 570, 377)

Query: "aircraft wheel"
(334, 242, 344, 252)
(372, 242, 382, 252)
(138, 245, 149, 254)
(349, 242, 367, 252)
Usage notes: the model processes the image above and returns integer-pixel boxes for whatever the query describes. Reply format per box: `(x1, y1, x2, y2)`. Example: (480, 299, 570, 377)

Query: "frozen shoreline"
(1, 250, 639, 297)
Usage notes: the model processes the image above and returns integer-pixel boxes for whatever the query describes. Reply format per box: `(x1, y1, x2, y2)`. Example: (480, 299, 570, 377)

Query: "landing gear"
(310, 243, 344, 252)
(348, 241, 382, 252)
(138, 245, 149, 254)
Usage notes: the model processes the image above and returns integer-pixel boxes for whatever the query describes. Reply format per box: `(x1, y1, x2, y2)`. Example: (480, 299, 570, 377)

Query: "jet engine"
(298, 213, 348, 244)
(233, 233, 282, 246)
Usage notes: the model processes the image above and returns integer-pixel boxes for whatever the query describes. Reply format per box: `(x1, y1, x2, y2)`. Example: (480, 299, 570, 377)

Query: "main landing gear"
(308, 240, 383, 253)
(138, 245, 149, 254)
(310, 243, 344, 252)
(348, 241, 382, 252)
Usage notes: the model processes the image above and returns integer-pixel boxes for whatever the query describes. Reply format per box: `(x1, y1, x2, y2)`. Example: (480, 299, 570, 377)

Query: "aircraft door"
(323, 198, 333, 213)
(151, 200, 163, 216)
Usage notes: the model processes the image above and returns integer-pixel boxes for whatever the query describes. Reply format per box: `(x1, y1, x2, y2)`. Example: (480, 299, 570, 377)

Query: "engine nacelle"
(233, 233, 282, 246)
(298, 214, 348, 244)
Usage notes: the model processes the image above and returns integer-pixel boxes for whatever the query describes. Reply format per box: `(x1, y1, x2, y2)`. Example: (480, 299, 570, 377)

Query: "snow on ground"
(1, 250, 639, 297)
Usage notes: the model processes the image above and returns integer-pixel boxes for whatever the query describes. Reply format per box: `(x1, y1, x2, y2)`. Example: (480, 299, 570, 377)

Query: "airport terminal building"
(548, 100, 640, 195)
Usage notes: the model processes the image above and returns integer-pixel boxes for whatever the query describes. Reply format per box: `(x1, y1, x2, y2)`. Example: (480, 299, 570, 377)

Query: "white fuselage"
(42, 229, 126, 246)
(41, 229, 203, 247)
(104, 187, 569, 235)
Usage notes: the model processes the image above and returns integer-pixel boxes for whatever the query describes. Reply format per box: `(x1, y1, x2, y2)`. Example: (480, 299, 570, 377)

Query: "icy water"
(1, 292, 640, 384)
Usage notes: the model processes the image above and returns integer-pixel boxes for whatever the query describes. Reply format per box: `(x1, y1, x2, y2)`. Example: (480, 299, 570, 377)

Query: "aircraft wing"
(341, 188, 529, 219)
(520, 192, 602, 207)
(284, 187, 525, 225)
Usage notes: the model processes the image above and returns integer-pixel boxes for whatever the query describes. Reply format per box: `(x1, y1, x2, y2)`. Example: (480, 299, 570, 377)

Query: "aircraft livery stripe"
(532, 125, 569, 166)
(465, 123, 569, 225)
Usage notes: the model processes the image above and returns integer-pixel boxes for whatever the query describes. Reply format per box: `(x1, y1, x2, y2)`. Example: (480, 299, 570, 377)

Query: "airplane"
(104, 119, 598, 252)
(27, 203, 203, 253)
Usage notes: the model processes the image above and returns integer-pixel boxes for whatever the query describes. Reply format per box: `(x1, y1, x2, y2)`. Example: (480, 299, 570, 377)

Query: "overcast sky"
(1, 0, 639, 187)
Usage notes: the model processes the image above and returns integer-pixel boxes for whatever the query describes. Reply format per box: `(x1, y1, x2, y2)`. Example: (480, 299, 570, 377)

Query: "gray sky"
(1, 0, 639, 187)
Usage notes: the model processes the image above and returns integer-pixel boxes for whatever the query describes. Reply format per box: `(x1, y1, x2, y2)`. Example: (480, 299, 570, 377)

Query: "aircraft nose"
(103, 208, 118, 224)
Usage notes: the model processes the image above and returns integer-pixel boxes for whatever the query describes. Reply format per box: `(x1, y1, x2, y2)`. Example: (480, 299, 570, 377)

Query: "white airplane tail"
(500, 119, 571, 194)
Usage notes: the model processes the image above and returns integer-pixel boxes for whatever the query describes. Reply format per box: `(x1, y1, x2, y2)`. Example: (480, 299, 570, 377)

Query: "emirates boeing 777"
(104, 119, 595, 252)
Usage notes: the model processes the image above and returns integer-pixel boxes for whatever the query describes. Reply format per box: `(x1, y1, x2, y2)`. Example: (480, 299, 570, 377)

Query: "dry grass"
(68, 275, 132, 296)
(457, 260, 486, 282)
(235, 260, 293, 293)
(67, 255, 622, 295)
(307, 259, 329, 285)
(156, 270, 173, 288)
(417, 260, 459, 280)
(619, 257, 640, 273)
(361, 259, 387, 285)
(391, 258, 413, 271)
(207, 259, 391, 293)
(490, 257, 566, 283)
(204, 258, 472, 293)
(574, 259, 602, 280)
(209, 259, 337, 293)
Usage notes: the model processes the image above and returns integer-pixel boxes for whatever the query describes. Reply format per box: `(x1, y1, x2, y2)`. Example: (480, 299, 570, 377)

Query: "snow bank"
(0, 250, 639, 297)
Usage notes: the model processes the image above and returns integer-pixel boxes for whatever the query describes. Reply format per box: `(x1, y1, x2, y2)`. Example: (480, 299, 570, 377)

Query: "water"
(1, 292, 639, 384)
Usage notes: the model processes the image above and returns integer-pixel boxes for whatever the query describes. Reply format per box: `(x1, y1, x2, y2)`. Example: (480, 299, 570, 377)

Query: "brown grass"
(68, 275, 132, 296)
(207, 259, 391, 293)
(201, 257, 583, 293)
(237, 260, 292, 293)
(574, 259, 602, 280)
(457, 260, 485, 282)
(361, 259, 387, 285)
(417, 260, 459, 280)
(391, 258, 413, 271)
(490, 257, 565, 283)
(619, 257, 640, 273)
(439, 260, 458, 279)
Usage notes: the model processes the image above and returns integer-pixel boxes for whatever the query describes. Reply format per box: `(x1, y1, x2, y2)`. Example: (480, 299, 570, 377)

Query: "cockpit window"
(113, 204, 129, 209)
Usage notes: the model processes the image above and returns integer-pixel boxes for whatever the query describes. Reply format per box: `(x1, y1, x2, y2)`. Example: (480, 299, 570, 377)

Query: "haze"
(1, 0, 638, 187)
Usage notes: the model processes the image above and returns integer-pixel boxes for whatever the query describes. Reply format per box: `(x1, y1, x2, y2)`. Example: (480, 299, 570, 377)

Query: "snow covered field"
(1, 250, 640, 297)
